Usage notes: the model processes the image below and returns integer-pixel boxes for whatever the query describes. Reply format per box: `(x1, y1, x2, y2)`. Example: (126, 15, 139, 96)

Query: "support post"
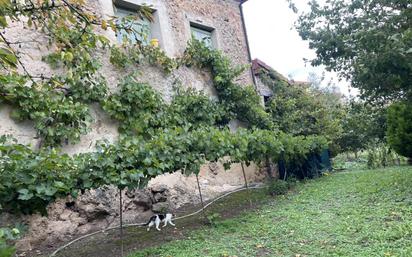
(241, 162, 252, 207)
(196, 174, 207, 222)
(119, 188, 124, 257)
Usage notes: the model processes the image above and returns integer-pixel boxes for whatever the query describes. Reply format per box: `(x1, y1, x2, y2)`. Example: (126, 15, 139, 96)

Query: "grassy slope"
(130, 166, 412, 257)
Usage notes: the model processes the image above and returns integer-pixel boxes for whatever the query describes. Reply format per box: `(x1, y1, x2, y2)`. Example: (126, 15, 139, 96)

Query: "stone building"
(252, 58, 292, 104)
(0, 0, 267, 253)
(252, 58, 315, 106)
(1, 0, 255, 151)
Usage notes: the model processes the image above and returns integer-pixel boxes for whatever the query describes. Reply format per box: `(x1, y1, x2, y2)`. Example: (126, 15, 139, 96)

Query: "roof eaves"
(252, 58, 291, 85)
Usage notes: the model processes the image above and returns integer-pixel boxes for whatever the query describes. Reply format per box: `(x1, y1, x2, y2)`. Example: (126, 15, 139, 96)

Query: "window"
(263, 95, 271, 106)
(114, 6, 152, 45)
(190, 24, 214, 49)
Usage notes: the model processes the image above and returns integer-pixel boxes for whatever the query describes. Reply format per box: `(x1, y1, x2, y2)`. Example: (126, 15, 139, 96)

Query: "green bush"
(332, 145, 407, 170)
(266, 180, 289, 196)
(0, 241, 15, 257)
(332, 153, 368, 170)
(206, 213, 221, 227)
(0, 227, 20, 257)
(286, 176, 299, 186)
(387, 101, 412, 159)
(367, 144, 407, 169)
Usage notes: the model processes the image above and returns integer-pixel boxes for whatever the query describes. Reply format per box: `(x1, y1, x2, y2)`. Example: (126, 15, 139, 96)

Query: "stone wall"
(256, 77, 273, 98)
(0, 0, 265, 253)
(1, 0, 254, 153)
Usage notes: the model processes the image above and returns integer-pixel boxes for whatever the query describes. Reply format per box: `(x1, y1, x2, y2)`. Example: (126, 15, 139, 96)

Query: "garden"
(128, 166, 412, 257)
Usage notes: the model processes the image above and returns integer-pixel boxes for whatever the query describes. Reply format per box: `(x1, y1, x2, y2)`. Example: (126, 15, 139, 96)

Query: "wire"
(49, 184, 265, 257)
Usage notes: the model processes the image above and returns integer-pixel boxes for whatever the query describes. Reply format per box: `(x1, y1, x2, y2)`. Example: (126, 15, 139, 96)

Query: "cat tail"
(144, 216, 154, 226)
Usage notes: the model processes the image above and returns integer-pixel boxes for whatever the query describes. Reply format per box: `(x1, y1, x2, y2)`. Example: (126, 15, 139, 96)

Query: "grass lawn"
(129, 166, 412, 257)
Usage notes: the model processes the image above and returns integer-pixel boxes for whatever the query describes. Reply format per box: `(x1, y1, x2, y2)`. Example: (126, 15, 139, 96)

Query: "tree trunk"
(119, 189, 124, 257)
(241, 162, 252, 207)
(196, 174, 207, 222)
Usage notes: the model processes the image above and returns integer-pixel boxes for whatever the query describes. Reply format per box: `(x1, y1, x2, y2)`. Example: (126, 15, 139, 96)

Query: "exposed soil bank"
(32, 188, 272, 257)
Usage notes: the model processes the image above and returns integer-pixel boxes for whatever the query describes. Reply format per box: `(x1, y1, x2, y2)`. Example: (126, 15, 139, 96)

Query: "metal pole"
(241, 162, 252, 207)
(119, 188, 124, 257)
(196, 174, 207, 222)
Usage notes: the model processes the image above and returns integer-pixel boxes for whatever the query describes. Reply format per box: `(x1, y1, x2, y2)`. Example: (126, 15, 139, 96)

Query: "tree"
(337, 100, 386, 155)
(387, 101, 412, 161)
(259, 70, 344, 154)
(292, 0, 412, 103)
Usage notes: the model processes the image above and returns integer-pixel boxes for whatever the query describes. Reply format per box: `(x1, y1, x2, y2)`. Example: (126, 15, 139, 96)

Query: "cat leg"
(147, 221, 154, 231)
(168, 219, 175, 226)
(163, 219, 168, 227)
(155, 217, 161, 231)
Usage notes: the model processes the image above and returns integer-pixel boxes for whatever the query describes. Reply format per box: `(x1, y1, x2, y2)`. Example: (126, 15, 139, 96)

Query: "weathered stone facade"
(1, 0, 254, 152)
(1, 0, 266, 254)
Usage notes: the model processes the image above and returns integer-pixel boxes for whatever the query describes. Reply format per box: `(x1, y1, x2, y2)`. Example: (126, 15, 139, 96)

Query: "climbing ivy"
(184, 40, 274, 129)
(1, 22, 272, 147)
(0, 136, 79, 214)
(102, 75, 166, 136)
(0, 78, 92, 147)
(103, 75, 228, 137)
(0, 129, 327, 214)
(110, 45, 178, 73)
(168, 87, 228, 128)
(0, 0, 329, 223)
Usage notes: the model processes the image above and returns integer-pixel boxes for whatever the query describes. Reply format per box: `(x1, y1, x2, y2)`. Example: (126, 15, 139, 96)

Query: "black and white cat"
(146, 213, 175, 231)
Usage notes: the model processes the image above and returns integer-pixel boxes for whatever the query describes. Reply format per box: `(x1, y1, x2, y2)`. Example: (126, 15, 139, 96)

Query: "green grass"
(129, 166, 412, 257)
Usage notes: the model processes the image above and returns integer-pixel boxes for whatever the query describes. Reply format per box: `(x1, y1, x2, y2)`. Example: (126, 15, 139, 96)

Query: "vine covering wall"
(0, 1, 328, 218)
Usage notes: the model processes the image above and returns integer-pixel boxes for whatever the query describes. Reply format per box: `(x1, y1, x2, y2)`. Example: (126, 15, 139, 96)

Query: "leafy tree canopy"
(387, 101, 412, 158)
(291, 0, 412, 103)
(259, 70, 345, 153)
(337, 99, 387, 154)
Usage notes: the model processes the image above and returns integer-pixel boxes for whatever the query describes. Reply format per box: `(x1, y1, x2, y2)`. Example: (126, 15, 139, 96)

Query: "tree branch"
(60, 0, 91, 24)
(7, 39, 43, 45)
(0, 32, 37, 85)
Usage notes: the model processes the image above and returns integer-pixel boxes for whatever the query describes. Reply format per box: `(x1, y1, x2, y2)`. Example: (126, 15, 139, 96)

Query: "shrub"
(332, 153, 368, 170)
(0, 227, 20, 257)
(266, 180, 289, 196)
(367, 144, 408, 169)
(206, 213, 221, 227)
(0, 241, 15, 257)
(387, 101, 412, 160)
(286, 176, 298, 186)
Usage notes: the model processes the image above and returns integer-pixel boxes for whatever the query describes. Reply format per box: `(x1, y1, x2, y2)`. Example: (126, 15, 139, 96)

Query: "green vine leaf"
(17, 189, 33, 201)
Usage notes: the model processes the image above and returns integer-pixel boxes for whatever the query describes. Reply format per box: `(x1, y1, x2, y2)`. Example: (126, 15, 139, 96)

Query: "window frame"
(113, 4, 153, 45)
(190, 22, 216, 49)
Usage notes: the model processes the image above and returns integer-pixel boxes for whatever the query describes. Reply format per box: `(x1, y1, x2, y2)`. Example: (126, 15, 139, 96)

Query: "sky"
(242, 0, 354, 96)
